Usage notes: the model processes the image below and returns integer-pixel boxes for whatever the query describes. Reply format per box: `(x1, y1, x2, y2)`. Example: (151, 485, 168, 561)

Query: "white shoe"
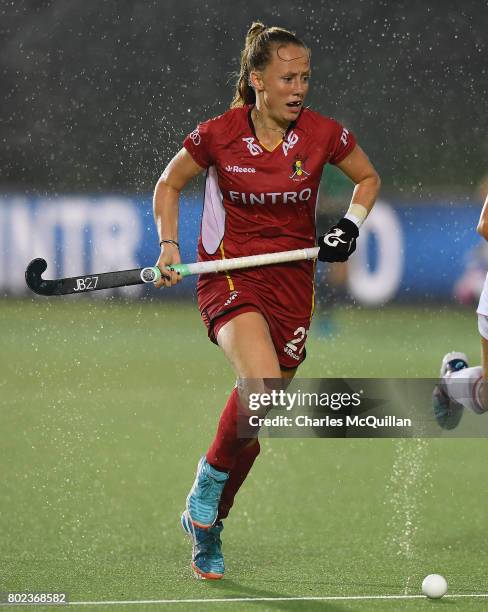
(432, 352, 468, 429)
(439, 351, 469, 377)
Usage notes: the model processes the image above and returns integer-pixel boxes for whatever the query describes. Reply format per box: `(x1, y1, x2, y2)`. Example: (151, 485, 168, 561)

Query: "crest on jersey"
(289, 156, 310, 182)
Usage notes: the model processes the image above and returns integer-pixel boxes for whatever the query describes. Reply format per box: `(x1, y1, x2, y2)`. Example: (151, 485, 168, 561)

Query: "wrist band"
(160, 239, 180, 249)
(344, 203, 368, 229)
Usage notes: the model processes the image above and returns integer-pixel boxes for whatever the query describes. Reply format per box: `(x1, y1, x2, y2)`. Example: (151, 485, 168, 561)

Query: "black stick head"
(25, 258, 51, 295)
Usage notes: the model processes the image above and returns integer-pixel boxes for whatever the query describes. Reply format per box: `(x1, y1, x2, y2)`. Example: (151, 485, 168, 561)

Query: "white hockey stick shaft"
(171, 246, 320, 277)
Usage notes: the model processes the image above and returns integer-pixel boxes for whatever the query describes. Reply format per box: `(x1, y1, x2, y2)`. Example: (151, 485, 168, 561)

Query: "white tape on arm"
(344, 203, 369, 228)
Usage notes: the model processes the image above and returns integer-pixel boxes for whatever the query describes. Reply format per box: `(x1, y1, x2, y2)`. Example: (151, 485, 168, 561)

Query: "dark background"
(1, 0, 487, 195)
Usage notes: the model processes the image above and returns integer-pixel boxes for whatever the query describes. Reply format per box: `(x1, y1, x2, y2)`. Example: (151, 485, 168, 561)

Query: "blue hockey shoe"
(186, 457, 228, 529)
(181, 509, 224, 579)
(432, 351, 468, 430)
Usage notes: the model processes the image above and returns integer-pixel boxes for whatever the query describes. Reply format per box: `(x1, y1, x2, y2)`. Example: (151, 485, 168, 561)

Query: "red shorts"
(197, 261, 315, 370)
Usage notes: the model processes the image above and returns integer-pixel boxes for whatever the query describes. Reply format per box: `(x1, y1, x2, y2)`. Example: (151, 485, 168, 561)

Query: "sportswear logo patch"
(323, 228, 347, 247)
(242, 137, 263, 156)
(282, 131, 299, 156)
(223, 291, 239, 307)
(224, 165, 256, 174)
(189, 127, 201, 146)
(340, 127, 350, 147)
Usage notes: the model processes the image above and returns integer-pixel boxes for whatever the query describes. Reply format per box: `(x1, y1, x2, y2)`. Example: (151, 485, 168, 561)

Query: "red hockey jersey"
(183, 104, 356, 262)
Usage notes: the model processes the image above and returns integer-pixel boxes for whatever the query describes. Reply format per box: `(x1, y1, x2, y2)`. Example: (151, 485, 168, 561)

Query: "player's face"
(259, 44, 311, 123)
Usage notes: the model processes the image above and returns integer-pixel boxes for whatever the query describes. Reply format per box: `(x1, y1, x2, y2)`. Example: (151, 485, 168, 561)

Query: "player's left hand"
(317, 218, 359, 262)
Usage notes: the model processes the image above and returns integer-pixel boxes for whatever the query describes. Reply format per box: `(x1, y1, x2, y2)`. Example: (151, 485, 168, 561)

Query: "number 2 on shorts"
(286, 326, 308, 355)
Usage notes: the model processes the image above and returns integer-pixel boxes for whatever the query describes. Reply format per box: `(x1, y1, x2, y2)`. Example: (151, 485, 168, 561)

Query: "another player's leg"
(432, 351, 470, 429)
(480, 334, 488, 409)
(433, 314, 488, 428)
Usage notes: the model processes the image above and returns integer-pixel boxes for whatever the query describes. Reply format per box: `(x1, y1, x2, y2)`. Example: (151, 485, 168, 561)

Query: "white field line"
(53, 593, 488, 606)
(3, 593, 488, 607)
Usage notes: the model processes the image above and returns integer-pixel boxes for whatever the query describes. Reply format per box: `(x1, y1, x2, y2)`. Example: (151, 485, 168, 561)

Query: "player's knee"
(236, 378, 265, 414)
(236, 377, 285, 417)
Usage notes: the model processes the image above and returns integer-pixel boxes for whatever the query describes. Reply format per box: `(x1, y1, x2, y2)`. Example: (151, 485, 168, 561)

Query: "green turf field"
(1, 299, 487, 611)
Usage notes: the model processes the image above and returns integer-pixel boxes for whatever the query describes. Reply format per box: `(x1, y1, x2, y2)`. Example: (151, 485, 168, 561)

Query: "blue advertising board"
(0, 194, 483, 304)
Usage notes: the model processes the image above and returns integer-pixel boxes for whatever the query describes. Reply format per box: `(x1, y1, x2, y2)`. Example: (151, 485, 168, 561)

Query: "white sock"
(443, 366, 486, 414)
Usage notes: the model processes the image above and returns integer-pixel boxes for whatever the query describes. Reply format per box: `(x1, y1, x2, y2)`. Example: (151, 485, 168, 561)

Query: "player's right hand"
(154, 242, 182, 288)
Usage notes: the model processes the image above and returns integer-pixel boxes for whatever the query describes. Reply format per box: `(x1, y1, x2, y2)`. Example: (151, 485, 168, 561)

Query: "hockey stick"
(25, 247, 320, 296)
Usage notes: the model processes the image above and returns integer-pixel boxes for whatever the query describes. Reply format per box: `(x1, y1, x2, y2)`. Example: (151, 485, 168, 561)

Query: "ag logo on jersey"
(282, 130, 299, 156)
(242, 137, 263, 156)
(289, 156, 310, 182)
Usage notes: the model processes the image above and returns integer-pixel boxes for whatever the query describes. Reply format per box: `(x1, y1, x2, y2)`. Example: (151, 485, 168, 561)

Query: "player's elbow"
(371, 171, 381, 193)
(365, 171, 381, 197)
(154, 171, 181, 196)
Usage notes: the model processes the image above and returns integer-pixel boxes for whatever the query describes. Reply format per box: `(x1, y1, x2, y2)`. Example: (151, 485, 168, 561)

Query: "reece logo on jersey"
(225, 164, 256, 174)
